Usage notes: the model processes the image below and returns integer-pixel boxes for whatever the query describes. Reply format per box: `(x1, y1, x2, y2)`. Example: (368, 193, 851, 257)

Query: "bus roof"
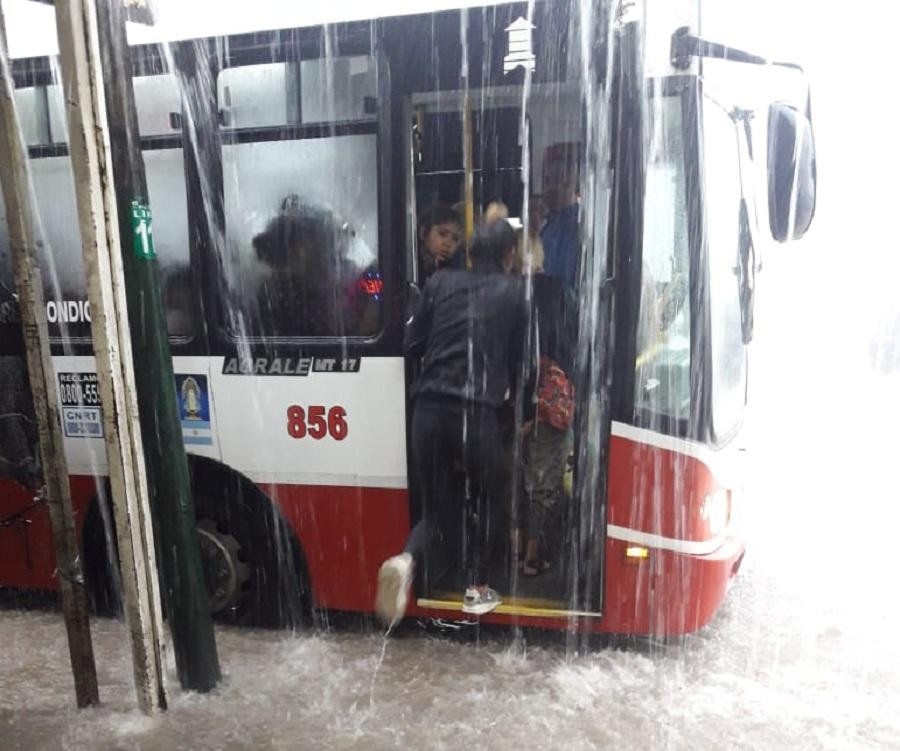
(3, 0, 524, 59)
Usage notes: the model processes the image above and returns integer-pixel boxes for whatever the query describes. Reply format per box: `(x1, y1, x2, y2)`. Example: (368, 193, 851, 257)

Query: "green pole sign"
(130, 198, 156, 260)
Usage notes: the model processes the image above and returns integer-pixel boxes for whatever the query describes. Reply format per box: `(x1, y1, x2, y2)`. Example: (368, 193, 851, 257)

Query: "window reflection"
(635, 95, 691, 421)
(222, 135, 381, 339)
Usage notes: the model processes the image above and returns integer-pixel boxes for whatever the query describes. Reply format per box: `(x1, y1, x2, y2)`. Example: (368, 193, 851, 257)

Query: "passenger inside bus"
(417, 203, 463, 280)
(250, 194, 380, 337)
(523, 257, 575, 576)
(376, 214, 528, 624)
(540, 143, 581, 287)
(487, 201, 576, 577)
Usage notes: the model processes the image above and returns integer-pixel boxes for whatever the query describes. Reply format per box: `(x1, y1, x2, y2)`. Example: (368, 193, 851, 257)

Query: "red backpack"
(536, 355, 574, 430)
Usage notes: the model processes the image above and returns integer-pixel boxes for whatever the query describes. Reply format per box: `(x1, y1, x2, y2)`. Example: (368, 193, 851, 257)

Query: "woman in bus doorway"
(376, 216, 528, 624)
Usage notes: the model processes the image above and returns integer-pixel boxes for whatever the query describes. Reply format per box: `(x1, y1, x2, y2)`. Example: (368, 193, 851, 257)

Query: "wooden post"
(0, 6, 99, 710)
(53, 0, 169, 712)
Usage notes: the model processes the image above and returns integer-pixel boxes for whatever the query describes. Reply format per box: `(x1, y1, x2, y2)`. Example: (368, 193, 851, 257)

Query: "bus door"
(405, 79, 607, 618)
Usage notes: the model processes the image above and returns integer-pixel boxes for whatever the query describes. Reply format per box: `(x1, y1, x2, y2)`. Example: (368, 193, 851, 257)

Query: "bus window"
(144, 148, 191, 339)
(10, 84, 68, 146)
(635, 93, 690, 422)
(218, 57, 377, 130)
(219, 63, 292, 129)
(300, 56, 376, 124)
(12, 87, 50, 147)
(133, 73, 192, 339)
(221, 134, 380, 339)
(218, 58, 381, 339)
(133, 73, 182, 137)
(2, 73, 190, 342)
(30, 157, 92, 342)
(47, 85, 68, 143)
(2, 82, 92, 342)
(703, 97, 747, 441)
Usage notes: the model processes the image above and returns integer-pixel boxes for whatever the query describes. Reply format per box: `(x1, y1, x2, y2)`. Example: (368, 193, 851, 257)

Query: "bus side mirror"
(767, 102, 816, 242)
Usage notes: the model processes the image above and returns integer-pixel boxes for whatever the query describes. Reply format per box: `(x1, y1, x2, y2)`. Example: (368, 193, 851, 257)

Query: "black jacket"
(405, 268, 528, 408)
(420, 246, 464, 282)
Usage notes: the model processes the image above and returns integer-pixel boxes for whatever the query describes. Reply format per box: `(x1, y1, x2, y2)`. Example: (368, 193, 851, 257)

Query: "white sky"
(1, 0, 522, 57)
(722, 1, 900, 303)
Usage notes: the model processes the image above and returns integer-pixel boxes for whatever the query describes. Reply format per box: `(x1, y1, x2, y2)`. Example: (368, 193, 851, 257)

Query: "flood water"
(2, 1, 899, 748)
(3, 243, 899, 751)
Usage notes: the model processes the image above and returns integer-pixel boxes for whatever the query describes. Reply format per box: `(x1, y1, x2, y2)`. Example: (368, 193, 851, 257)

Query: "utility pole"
(51, 0, 170, 712)
(0, 7, 99, 709)
(55, 0, 220, 692)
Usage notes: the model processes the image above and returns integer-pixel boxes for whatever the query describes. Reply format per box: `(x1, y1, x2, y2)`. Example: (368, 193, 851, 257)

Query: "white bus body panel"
(211, 356, 408, 489)
(52, 355, 409, 490)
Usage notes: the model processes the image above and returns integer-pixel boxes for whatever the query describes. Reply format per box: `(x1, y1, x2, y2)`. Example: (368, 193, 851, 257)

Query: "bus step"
(416, 596, 603, 619)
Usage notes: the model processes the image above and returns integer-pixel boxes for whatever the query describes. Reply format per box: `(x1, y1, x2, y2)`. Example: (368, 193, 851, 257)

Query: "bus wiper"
(670, 27, 805, 73)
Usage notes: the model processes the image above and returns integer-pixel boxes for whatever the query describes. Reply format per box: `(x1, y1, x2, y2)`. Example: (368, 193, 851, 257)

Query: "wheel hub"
(196, 519, 250, 614)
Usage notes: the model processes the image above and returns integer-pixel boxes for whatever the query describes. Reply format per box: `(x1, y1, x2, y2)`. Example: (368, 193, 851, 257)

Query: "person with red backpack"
(518, 261, 576, 577)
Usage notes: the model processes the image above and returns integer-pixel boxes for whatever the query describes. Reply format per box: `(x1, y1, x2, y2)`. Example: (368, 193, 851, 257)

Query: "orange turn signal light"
(624, 546, 650, 562)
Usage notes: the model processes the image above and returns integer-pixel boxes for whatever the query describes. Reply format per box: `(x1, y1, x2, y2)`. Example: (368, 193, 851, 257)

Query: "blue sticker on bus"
(175, 373, 213, 446)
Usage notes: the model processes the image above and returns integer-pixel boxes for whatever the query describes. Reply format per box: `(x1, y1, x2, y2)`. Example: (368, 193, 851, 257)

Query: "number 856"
(286, 405, 348, 441)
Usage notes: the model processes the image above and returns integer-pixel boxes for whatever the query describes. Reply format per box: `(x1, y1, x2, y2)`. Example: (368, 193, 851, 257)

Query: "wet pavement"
(1, 541, 897, 751)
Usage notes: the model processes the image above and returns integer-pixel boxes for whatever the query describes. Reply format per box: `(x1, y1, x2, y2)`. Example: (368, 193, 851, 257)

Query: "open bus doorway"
(404, 79, 605, 619)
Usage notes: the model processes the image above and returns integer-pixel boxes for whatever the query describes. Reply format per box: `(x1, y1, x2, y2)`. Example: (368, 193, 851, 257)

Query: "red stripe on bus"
(607, 433, 724, 545)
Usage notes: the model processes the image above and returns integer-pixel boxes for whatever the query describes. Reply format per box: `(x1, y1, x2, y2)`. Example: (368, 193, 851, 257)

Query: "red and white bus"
(0, 0, 815, 636)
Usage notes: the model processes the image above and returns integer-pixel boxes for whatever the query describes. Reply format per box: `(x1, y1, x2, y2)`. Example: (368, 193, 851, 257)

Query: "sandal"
(521, 559, 552, 577)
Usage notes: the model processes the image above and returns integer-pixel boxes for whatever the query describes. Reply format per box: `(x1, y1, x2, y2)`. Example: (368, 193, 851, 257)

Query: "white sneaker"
(375, 553, 413, 626)
(462, 586, 502, 615)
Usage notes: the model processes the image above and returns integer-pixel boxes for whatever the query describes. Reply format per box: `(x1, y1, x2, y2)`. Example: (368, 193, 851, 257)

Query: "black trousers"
(404, 397, 504, 587)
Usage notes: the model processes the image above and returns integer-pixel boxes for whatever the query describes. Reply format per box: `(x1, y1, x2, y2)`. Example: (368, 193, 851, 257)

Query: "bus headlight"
(700, 489, 730, 536)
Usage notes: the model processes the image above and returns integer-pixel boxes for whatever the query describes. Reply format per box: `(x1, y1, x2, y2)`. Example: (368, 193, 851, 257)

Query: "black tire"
(189, 463, 311, 629)
(82, 462, 311, 629)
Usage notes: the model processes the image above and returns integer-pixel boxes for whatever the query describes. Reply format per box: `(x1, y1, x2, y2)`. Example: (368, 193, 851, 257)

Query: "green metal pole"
(92, 0, 220, 691)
